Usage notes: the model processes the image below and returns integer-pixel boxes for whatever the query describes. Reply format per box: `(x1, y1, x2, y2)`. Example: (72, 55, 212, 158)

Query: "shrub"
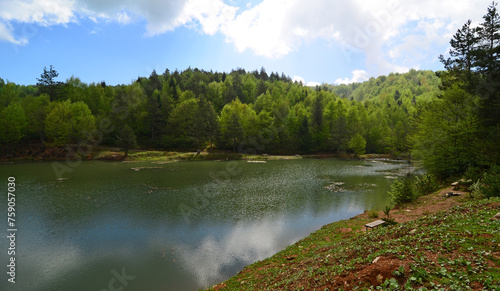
(388, 173, 416, 204)
(382, 217, 398, 225)
(469, 180, 483, 199)
(480, 165, 500, 198)
(464, 166, 483, 183)
(415, 174, 439, 196)
(383, 206, 392, 219)
(368, 210, 379, 218)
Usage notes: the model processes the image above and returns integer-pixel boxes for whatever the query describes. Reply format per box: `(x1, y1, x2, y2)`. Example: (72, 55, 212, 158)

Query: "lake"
(0, 159, 413, 290)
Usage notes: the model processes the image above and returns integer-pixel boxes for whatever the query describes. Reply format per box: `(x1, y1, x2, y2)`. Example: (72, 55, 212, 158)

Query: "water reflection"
(22, 243, 82, 290)
(176, 217, 288, 287)
(0, 159, 413, 290)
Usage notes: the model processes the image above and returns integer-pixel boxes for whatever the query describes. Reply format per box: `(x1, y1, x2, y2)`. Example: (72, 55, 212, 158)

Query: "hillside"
(209, 193, 500, 290)
(330, 69, 441, 104)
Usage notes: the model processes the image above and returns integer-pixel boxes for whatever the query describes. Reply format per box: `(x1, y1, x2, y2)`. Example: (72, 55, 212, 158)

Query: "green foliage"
(218, 99, 257, 151)
(464, 165, 483, 183)
(168, 98, 198, 141)
(297, 115, 312, 153)
(45, 100, 95, 147)
(388, 173, 416, 204)
(0, 66, 444, 156)
(0, 102, 27, 146)
(116, 125, 137, 156)
(412, 85, 480, 179)
(367, 210, 379, 219)
(433, 2, 500, 176)
(415, 174, 439, 196)
(190, 98, 219, 149)
(0, 82, 20, 107)
(36, 65, 64, 100)
(382, 217, 398, 225)
(45, 101, 72, 146)
(479, 164, 500, 197)
(379, 277, 400, 290)
(469, 180, 484, 198)
(383, 205, 392, 219)
(348, 133, 366, 156)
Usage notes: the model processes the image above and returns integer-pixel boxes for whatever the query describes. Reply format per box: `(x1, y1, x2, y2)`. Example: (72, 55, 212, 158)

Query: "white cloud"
(116, 11, 131, 25)
(77, 0, 237, 36)
(0, 0, 236, 42)
(335, 69, 369, 85)
(216, 0, 492, 73)
(0, 0, 495, 76)
(221, 0, 299, 58)
(0, 0, 75, 44)
(292, 76, 305, 84)
(0, 21, 17, 44)
(0, 0, 76, 24)
(292, 76, 321, 86)
(306, 81, 321, 87)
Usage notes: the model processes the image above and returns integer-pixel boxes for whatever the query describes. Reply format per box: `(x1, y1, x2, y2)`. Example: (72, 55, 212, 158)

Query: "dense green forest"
(412, 2, 500, 182)
(0, 67, 440, 156)
(0, 2, 498, 185)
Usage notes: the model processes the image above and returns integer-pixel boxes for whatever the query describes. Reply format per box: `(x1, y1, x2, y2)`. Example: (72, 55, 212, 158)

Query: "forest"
(0, 2, 498, 184)
(0, 68, 439, 156)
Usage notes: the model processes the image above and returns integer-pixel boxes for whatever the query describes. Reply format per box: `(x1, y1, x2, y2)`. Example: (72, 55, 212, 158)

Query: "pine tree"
(117, 125, 137, 157)
(36, 65, 64, 100)
(476, 1, 500, 75)
(439, 20, 479, 87)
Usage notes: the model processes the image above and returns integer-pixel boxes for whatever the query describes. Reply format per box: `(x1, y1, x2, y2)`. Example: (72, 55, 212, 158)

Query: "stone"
(445, 192, 462, 197)
(489, 212, 500, 221)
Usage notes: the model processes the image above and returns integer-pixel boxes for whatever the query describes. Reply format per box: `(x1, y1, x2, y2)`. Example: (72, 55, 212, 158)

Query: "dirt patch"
(355, 187, 466, 226)
(211, 283, 226, 290)
(327, 255, 410, 289)
(96, 152, 125, 161)
(485, 202, 500, 209)
(339, 227, 353, 233)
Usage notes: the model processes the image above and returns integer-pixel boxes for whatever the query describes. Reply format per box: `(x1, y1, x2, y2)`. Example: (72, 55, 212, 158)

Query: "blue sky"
(0, 0, 494, 86)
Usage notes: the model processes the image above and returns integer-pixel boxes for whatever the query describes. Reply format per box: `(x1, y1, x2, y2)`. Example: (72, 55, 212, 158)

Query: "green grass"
(96, 149, 304, 162)
(368, 210, 380, 219)
(209, 198, 500, 290)
(127, 150, 177, 160)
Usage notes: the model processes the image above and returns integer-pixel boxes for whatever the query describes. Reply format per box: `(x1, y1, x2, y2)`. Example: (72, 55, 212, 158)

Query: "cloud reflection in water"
(176, 216, 294, 287)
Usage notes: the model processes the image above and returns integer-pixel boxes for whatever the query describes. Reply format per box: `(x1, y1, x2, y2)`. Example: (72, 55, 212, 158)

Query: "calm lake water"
(0, 159, 413, 291)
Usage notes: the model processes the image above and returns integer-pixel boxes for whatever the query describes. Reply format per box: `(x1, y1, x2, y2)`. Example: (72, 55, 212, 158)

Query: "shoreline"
(208, 188, 500, 290)
(0, 146, 405, 163)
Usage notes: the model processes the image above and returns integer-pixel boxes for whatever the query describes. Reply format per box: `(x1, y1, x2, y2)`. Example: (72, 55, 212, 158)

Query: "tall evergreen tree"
(37, 65, 64, 101)
(190, 98, 219, 149)
(476, 1, 500, 75)
(298, 116, 312, 153)
(412, 85, 480, 179)
(116, 124, 137, 157)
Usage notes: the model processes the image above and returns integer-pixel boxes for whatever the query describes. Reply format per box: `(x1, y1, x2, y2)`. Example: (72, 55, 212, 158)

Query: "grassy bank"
(1, 142, 402, 163)
(208, 191, 500, 290)
(95, 150, 396, 162)
(95, 150, 302, 162)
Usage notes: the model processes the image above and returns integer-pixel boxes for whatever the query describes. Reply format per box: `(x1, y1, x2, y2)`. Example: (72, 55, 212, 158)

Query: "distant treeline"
(0, 67, 440, 156)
